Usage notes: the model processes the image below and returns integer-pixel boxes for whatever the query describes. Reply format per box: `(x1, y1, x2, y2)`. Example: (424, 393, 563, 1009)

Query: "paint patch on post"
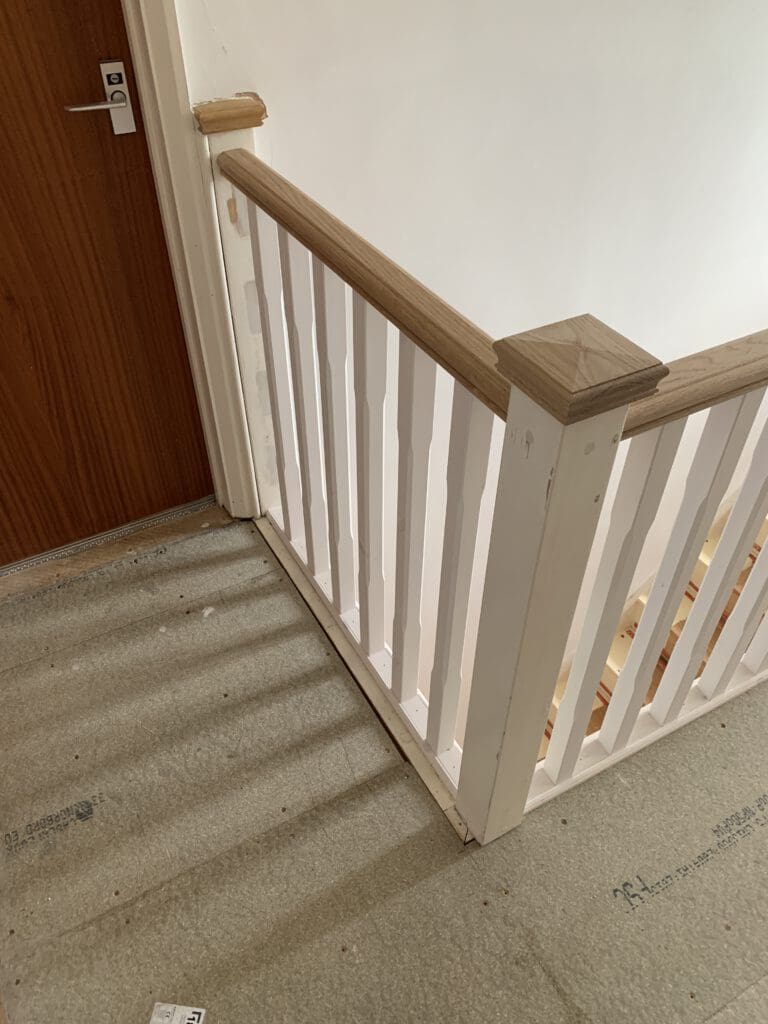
(149, 1003, 206, 1024)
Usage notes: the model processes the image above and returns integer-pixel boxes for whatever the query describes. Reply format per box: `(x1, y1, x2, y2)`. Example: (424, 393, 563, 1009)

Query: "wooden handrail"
(193, 93, 268, 134)
(218, 148, 667, 422)
(218, 147, 509, 417)
(623, 329, 768, 437)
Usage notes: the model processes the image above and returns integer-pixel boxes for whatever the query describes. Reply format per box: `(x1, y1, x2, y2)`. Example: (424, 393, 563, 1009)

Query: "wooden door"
(0, 1, 212, 566)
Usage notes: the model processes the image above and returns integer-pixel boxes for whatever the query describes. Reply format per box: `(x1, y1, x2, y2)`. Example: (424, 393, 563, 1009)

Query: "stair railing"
(531, 333, 768, 818)
(196, 99, 768, 843)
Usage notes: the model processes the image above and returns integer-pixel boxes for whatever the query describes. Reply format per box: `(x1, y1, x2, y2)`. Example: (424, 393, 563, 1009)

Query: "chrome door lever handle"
(64, 60, 136, 135)
(65, 89, 127, 113)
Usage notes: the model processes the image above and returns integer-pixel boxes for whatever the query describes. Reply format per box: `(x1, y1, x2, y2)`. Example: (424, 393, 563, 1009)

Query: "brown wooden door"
(0, 1, 212, 566)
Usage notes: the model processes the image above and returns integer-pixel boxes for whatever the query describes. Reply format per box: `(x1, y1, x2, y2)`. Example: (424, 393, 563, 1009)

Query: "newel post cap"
(494, 314, 667, 424)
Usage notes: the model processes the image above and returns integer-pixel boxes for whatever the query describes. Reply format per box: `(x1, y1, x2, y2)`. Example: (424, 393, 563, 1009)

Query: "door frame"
(120, 0, 260, 518)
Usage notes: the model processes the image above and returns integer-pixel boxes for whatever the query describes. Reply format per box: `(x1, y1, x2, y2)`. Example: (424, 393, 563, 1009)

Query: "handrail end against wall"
(494, 313, 668, 425)
(193, 92, 268, 135)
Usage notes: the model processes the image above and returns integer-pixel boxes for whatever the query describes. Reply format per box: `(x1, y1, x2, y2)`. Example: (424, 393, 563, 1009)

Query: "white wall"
(177, 0, 768, 357)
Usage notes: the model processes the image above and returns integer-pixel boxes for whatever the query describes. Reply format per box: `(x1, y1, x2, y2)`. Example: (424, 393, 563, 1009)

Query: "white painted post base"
(457, 391, 625, 842)
(455, 315, 665, 844)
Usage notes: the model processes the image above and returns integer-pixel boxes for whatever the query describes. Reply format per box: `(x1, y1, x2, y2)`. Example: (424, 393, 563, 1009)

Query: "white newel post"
(456, 315, 666, 844)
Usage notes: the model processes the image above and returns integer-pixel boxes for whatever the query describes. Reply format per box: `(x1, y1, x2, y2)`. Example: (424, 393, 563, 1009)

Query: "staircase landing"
(1, 520, 767, 1023)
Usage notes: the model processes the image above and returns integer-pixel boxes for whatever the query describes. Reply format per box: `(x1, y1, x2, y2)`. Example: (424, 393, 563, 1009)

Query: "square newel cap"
(494, 314, 668, 424)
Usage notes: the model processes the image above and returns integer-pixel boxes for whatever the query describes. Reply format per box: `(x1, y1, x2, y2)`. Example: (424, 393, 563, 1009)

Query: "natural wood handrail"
(623, 329, 768, 437)
(218, 147, 509, 416)
(193, 93, 268, 134)
(218, 148, 667, 422)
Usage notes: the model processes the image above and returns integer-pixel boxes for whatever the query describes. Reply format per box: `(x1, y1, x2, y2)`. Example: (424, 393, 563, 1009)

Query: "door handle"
(65, 60, 136, 135)
(65, 90, 127, 113)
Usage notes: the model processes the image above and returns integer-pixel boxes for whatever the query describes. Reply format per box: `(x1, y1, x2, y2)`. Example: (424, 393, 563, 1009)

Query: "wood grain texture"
(495, 314, 667, 423)
(218, 148, 509, 418)
(0, 0, 211, 566)
(193, 93, 268, 134)
(623, 329, 768, 437)
(220, 150, 670, 424)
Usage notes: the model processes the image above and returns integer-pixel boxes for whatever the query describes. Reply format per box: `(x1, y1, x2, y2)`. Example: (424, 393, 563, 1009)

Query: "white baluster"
(456, 416, 504, 746)
(743, 612, 768, 675)
(698, 538, 768, 697)
(353, 294, 389, 656)
(544, 421, 684, 783)
(417, 368, 455, 691)
(383, 326, 400, 653)
(600, 392, 763, 753)
(247, 202, 303, 541)
(312, 259, 356, 615)
(277, 228, 330, 577)
(425, 384, 495, 755)
(391, 336, 437, 703)
(652, 401, 768, 722)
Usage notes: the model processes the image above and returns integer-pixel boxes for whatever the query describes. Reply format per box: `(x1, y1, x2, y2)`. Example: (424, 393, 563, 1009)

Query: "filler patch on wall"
(149, 1003, 206, 1024)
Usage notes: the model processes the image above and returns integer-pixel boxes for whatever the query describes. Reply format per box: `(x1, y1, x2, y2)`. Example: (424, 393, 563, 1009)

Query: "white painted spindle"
(652, 402, 768, 722)
(698, 537, 768, 698)
(391, 337, 437, 704)
(426, 385, 494, 755)
(277, 228, 330, 576)
(247, 202, 303, 540)
(383, 327, 400, 654)
(599, 392, 763, 753)
(456, 416, 504, 747)
(417, 368, 455, 691)
(353, 294, 389, 656)
(743, 612, 768, 675)
(544, 420, 684, 783)
(312, 259, 356, 615)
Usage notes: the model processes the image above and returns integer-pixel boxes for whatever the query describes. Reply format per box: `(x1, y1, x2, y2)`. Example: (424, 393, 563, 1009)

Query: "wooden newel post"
(456, 315, 666, 844)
